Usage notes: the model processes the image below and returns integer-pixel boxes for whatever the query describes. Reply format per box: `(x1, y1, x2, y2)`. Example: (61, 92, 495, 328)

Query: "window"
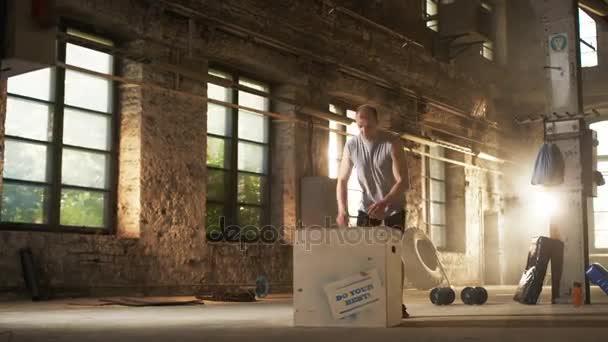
(206, 69, 270, 242)
(328, 105, 346, 179)
(328, 105, 362, 226)
(2, 29, 116, 230)
(481, 1, 493, 12)
(424, 0, 439, 32)
(590, 122, 608, 250)
(427, 146, 447, 249)
(579, 8, 598, 68)
(480, 41, 494, 61)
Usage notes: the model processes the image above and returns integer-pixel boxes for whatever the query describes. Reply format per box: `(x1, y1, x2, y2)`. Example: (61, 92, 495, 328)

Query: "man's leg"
(383, 211, 409, 318)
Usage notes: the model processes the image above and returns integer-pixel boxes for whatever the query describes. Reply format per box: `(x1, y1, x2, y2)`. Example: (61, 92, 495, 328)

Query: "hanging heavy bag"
(531, 143, 565, 186)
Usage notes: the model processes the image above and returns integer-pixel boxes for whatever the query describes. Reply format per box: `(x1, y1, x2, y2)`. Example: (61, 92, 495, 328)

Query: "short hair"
(356, 104, 378, 122)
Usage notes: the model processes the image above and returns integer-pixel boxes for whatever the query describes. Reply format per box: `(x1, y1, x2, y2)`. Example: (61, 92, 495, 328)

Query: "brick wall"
(0, 0, 527, 298)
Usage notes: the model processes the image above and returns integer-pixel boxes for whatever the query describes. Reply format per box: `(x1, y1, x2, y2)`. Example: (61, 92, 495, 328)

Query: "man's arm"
(336, 145, 354, 227)
(368, 139, 409, 218)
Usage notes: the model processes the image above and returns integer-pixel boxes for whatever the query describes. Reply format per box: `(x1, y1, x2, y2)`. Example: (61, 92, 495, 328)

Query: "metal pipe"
(322, 1, 425, 49)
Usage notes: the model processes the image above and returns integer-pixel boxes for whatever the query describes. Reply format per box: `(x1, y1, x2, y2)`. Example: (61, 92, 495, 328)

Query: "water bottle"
(573, 282, 583, 308)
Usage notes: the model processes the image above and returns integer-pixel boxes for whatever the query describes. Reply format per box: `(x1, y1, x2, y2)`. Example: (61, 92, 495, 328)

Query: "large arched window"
(590, 121, 608, 250)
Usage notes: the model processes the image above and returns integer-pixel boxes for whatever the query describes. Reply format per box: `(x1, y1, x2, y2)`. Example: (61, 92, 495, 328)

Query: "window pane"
(207, 137, 231, 169)
(238, 173, 265, 204)
(63, 108, 111, 150)
(208, 83, 233, 102)
(431, 225, 446, 248)
(1, 183, 49, 224)
(596, 231, 608, 249)
(5, 96, 53, 141)
(594, 186, 608, 212)
(206, 203, 224, 236)
(429, 146, 445, 180)
(60, 189, 106, 227)
(329, 104, 345, 116)
(348, 167, 362, 191)
(238, 142, 268, 174)
(430, 203, 446, 225)
(579, 9, 598, 68)
(238, 205, 262, 227)
(239, 91, 268, 111)
(430, 180, 446, 202)
(207, 103, 233, 137)
(65, 70, 113, 113)
(594, 212, 608, 249)
(207, 169, 228, 201)
(61, 149, 109, 189)
(238, 110, 268, 143)
(591, 121, 608, 156)
(7, 68, 55, 101)
(328, 127, 344, 179)
(346, 110, 358, 135)
(3, 140, 50, 182)
(348, 189, 363, 219)
(66, 43, 114, 74)
(426, 0, 438, 15)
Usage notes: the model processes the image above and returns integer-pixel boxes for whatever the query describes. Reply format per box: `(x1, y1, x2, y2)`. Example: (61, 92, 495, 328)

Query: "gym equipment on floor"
(430, 287, 455, 305)
(19, 247, 41, 301)
(423, 233, 455, 306)
(513, 236, 564, 304)
(586, 263, 608, 296)
(402, 228, 443, 290)
(461, 286, 488, 305)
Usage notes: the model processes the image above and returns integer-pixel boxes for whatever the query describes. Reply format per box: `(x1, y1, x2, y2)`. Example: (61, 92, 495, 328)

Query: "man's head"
(355, 104, 379, 140)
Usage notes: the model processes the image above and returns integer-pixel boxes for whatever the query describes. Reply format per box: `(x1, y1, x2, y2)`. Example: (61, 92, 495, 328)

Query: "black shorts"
(356, 210, 405, 231)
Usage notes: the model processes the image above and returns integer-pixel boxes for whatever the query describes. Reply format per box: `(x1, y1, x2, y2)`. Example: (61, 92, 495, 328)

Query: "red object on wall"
(31, 0, 54, 28)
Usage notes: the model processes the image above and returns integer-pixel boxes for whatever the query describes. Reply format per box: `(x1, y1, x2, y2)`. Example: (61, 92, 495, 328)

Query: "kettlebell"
(430, 287, 455, 305)
(461, 286, 488, 305)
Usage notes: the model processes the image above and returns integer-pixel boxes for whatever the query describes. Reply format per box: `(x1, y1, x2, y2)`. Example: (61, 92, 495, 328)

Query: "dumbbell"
(461, 286, 488, 305)
(429, 287, 455, 305)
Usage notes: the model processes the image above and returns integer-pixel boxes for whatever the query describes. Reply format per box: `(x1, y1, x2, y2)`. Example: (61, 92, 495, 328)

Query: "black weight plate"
(429, 287, 440, 305)
(461, 287, 475, 305)
(475, 287, 488, 305)
(445, 288, 455, 305)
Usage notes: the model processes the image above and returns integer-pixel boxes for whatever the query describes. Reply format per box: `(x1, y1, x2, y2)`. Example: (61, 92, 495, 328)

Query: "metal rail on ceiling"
(53, 61, 505, 171)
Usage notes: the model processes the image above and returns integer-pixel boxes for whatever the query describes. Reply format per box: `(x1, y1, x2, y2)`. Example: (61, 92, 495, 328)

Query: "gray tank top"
(345, 130, 405, 217)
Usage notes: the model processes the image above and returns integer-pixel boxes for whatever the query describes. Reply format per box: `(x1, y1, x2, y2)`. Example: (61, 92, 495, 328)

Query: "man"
(336, 104, 410, 318)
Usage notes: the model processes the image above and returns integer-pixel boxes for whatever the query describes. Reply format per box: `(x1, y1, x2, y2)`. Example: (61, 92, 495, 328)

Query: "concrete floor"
(1, 286, 608, 342)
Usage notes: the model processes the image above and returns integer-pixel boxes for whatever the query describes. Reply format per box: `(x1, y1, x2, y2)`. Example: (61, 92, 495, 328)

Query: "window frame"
(426, 146, 447, 250)
(578, 7, 599, 68)
(423, 0, 439, 32)
(590, 155, 608, 253)
(327, 103, 363, 226)
(206, 65, 272, 242)
(480, 40, 494, 61)
(328, 104, 347, 179)
(0, 26, 119, 234)
(589, 120, 608, 253)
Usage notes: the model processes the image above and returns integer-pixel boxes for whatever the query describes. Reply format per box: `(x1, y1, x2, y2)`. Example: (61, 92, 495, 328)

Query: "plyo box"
(294, 227, 403, 328)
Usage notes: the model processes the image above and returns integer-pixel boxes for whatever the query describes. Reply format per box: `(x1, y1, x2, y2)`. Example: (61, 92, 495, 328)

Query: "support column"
(535, 0, 590, 303)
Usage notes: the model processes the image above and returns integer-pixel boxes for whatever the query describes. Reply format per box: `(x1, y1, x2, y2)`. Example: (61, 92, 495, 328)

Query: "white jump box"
(293, 227, 403, 328)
